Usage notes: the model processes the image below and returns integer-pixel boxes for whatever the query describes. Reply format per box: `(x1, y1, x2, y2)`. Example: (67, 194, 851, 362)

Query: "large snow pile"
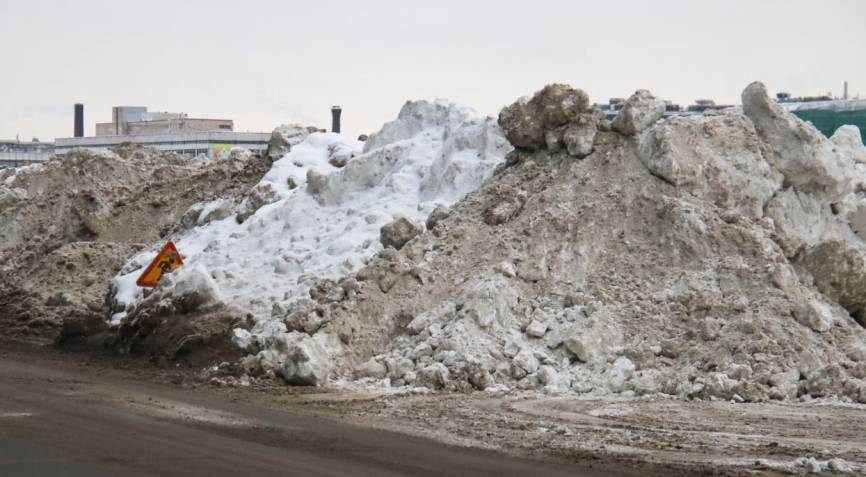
(0, 146, 270, 342)
(110, 101, 510, 361)
(235, 83, 866, 402)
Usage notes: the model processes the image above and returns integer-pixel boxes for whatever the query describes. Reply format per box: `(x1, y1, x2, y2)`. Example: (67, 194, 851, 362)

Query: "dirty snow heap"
(225, 83, 866, 402)
(110, 101, 510, 369)
(0, 145, 270, 343)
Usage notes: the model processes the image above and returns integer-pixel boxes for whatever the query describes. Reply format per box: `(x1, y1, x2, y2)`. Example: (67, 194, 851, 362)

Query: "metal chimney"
(331, 106, 342, 134)
(74, 103, 84, 137)
(844, 81, 849, 100)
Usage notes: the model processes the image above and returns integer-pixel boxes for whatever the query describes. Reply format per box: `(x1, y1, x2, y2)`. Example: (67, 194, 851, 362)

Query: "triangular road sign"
(136, 241, 184, 287)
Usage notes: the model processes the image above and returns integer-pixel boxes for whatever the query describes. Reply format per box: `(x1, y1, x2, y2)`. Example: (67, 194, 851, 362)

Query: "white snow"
(753, 456, 865, 474)
(2, 162, 45, 186)
(111, 100, 510, 333)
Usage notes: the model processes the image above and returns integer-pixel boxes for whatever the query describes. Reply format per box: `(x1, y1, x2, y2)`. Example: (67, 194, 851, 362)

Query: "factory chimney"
(74, 103, 84, 138)
(844, 81, 849, 100)
(331, 106, 342, 134)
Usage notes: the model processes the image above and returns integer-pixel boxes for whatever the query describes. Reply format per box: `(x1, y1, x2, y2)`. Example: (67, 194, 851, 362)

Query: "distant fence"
(792, 109, 866, 145)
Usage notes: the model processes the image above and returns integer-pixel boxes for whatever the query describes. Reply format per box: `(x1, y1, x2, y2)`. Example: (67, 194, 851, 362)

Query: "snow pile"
(0, 146, 269, 342)
(110, 100, 510, 371)
(251, 83, 866, 400)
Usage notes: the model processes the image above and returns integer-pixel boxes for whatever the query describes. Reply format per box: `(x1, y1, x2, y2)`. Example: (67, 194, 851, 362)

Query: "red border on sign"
(135, 241, 184, 287)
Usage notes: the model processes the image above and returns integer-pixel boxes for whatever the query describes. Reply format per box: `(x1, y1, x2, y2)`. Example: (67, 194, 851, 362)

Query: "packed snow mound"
(251, 82, 866, 402)
(111, 100, 511, 339)
(0, 146, 270, 342)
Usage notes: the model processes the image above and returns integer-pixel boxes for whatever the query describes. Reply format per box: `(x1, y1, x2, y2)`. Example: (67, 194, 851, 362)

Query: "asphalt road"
(0, 351, 649, 477)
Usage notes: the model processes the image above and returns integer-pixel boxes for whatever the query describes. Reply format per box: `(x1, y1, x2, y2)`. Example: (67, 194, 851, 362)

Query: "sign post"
(136, 241, 183, 287)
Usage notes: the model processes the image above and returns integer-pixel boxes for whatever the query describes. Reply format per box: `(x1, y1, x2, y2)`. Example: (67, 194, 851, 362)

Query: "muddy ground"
(3, 340, 862, 476)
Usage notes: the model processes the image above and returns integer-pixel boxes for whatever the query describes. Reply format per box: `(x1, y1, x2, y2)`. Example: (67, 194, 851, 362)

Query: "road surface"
(0, 349, 653, 477)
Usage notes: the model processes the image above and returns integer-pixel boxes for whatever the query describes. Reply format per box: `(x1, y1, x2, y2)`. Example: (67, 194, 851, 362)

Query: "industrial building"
(55, 131, 270, 158)
(56, 103, 268, 159)
(0, 139, 54, 169)
(95, 106, 233, 137)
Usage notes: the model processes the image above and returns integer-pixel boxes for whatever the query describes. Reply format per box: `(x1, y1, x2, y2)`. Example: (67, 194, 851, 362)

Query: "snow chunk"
(612, 89, 665, 136)
(639, 114, 780, 218)
(525, 319, 548, 338)
(173, 265, 223, 312)
(831, 125, 866, 164)
(279, 332, 332, 386)
(742, 81, 851, 199)
(605, 357, 635, 393)
(380, 217, 422, 250)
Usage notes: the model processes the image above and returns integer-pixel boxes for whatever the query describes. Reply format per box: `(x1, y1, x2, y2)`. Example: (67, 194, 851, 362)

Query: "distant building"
(95, 106, 233, 137)
(0, 139, 54, 169)
(55, 131, 270, 159)
(56, 104, 269, 159)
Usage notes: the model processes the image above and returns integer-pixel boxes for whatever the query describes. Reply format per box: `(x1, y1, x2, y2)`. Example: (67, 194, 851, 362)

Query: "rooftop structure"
(95, 106, 233, 137)
(598, 97, 733, 120)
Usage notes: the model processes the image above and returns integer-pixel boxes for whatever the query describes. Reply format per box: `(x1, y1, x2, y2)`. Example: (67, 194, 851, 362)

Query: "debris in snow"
(425, 205, 450, 231)
(279, 331, 332, 386)
(380, 217, 423, 250)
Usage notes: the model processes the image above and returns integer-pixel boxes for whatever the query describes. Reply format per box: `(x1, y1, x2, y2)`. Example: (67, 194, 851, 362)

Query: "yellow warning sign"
(136, 241, 183, 287)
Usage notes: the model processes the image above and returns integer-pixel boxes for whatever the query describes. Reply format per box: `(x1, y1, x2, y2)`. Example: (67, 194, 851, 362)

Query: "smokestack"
(331, 106, 342, 134)
(844, 81, 849, 100)
(74, 103, 84, 138)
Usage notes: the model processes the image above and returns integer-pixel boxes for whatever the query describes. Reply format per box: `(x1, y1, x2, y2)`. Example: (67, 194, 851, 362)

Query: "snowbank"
(0, 145, 269, 342)
(258, 82, 866, 400)
(108, 83, 866, 401)
(111, 100, 510, 333)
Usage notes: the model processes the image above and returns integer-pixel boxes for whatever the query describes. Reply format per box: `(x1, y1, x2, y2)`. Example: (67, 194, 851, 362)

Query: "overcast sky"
(1, 0, 864, 141)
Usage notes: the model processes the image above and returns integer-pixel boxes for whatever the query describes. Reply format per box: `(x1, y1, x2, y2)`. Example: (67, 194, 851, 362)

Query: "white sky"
(1, 0, 864, 141)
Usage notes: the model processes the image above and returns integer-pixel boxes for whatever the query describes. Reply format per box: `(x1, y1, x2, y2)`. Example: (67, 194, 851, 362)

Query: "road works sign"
(136, 241, 183, 287)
